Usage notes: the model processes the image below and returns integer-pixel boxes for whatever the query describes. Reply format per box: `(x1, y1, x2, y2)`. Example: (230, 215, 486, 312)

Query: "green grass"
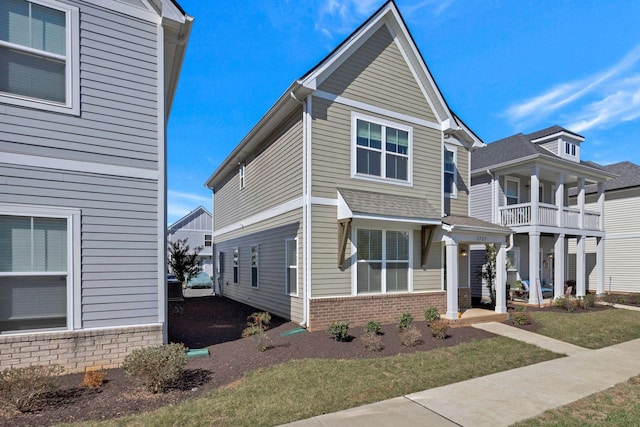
(531, 309, 640, 349)
(65, 337, 559, 427)
(514, 375, 640, 426)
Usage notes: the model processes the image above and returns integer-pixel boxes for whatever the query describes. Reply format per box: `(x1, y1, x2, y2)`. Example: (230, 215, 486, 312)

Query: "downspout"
(291, 91, 310, 327)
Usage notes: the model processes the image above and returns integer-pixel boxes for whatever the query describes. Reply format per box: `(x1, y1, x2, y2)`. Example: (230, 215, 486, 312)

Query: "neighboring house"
(567, 161, 640, 294)
(470, 126, 616, 304)
(168, 206, 213, 276)
(0, 0, 192, 371)
(205, 1, 511, 330)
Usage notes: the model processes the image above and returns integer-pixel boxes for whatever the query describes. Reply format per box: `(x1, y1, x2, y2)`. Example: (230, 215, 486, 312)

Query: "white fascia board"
(82, 0, 161, 23)
(531, 131, 584, 144)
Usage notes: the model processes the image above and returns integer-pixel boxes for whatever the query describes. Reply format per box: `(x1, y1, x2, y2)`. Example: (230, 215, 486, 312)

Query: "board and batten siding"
(0, 164, 159, 328)
(0, 1, 159, 170)
(213, 111, 303, 231)
(318, 25, 437, 124)
(470, 174, 493, 222)
(214, 209, 304, 323)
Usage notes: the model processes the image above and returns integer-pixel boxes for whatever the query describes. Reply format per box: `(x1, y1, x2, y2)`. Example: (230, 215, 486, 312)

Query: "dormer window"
(564, 142, 576, 157)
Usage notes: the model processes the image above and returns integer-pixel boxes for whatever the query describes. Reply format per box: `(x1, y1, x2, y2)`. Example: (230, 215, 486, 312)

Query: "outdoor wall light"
(460, 248, 468, 257)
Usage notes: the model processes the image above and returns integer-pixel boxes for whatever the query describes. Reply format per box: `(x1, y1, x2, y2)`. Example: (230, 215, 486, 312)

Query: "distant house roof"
(471, 125, 607, 174)
(569, 161, 640, 196)
(168, 206, 212, 232)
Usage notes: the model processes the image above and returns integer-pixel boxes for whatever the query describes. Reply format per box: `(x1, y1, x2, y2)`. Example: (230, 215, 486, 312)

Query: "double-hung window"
(564, 142, 576, 156)
(352, 113, 412, 184)
(505, 178, 520, 205)
(444, 146, 456, 197)
(232, 248, 239, 283)
(204, 234, 212, 247)
(356, 228, 410, 294)
(0, 0, 79, 114)
(285, 239, 297, 295)
(0, 208, 76, 333)
(250, 245, 258, 288)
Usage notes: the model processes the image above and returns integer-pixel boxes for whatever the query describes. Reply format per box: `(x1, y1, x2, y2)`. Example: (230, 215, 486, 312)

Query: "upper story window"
(239, 164, 245, 189)
(564, 142, 576, 157)
(505, 177, 520, 205)
(0, 0, 79, 114)
(352, 112, 412, 185)
(204, 234, 212, 247)
(444, 146, 457, 197)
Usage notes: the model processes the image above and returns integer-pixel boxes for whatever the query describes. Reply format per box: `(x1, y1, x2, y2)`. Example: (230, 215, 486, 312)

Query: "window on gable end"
(239, 164, 245, 189)
(444, 146, 457, 197)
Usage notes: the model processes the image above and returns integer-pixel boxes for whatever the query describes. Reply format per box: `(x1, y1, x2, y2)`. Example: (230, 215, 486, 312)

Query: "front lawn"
(68, 337, 560, 427)
(514, 374, 640, 426)
(530, 308, 640, 349)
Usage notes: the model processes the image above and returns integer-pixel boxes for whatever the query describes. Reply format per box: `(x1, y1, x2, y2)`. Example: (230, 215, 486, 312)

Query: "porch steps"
(446, 309, 509, 327)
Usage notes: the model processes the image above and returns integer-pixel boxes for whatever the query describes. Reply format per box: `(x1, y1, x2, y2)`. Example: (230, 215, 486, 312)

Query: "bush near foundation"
(0, 364, 64, 413)
(397, 312, 413, 331)
(327, 321, 350, 342)
(424, 307, 441, 325)
(429, 319, 450, 339)
(122, 343, 186, 393)
(399, 325, 423, 346)
(364, 320, 382, 335)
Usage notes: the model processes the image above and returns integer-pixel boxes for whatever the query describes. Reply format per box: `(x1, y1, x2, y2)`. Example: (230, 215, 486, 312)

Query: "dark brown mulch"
(2, 296, 496, 427)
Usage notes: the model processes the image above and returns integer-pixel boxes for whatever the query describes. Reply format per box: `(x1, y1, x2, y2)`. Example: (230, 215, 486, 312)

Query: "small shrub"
(0, 364, 64, 412)
(399, 325, 422, 347)
(581, 293, 596, 309)
(429, 319, 450, 339)
(327, 321, 350, 342)
(122, 343, 186, 393)
(397, 312, 413, 330)
(424, 307, 440, 325)
(361, 332, 384, 351)
(511, 308, 532, 326)
(364, 320, 382, 335)
(81, 367, 105, 388)
(242, 311, 272, 352)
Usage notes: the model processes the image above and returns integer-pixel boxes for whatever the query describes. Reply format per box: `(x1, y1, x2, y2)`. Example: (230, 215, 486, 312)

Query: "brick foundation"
(0, 324, 163, 373)
(308, 292, 446, 331)
(458, 288, 472, 309)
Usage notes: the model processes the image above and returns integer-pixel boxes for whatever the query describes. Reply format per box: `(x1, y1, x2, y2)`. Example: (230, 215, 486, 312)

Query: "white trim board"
(1, 152, 158, 180)
(213, 197, 304, 238)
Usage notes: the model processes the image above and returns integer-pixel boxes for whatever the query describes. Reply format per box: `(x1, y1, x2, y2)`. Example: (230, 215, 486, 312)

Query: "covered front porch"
(442, 216, 512, 320)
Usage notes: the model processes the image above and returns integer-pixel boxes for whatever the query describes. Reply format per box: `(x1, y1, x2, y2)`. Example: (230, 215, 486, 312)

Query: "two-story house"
(0, 0, 192, 371)
(470, 126, 616, 304)
(168, 206, 213, 276)
(205, 1, 511, 330)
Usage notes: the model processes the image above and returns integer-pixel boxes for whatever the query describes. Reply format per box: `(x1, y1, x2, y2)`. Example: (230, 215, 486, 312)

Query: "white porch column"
(555, 172, 564, 227)
(529, 232, 540, 304)
(597, 182, 605, 231)
(577, 177, 585, 229)
(495, 243, 507, 314)
(596, 237, 605, 294)
(445, 239, 459, 320)
(493, 173, 501, 224)
(530, 167, 539, 225)
(576, 235, 586, 296)
(554, 233, 565, 299)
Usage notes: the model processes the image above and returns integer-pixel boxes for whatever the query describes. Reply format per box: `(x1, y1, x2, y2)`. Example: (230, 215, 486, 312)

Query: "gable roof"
(205, 0, 480, 191)
(168, 206, 212, 232)
(569, 161, 640, 196)
(471, 125, 610, 177)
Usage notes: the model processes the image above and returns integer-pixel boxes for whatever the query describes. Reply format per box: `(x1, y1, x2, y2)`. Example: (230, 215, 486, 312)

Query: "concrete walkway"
(282, 322, 640, 427)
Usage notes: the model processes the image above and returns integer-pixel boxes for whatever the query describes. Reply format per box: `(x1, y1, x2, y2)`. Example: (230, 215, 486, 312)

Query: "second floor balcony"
(499, 202, 601, 230)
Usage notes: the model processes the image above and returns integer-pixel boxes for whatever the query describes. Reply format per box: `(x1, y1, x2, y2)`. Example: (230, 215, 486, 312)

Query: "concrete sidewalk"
(282, 322, 640, 427)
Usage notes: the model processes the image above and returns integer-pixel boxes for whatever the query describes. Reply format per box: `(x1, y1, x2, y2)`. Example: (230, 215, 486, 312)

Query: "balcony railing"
(499, 203, 601, 230)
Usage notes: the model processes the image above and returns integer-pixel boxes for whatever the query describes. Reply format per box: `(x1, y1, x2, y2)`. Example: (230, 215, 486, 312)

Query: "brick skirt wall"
(308, 292, 446, 331)
(0, 324, 163, 373)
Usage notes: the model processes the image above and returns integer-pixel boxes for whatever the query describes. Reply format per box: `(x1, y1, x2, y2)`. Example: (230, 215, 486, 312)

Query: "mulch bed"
(2, 296, 501, 426)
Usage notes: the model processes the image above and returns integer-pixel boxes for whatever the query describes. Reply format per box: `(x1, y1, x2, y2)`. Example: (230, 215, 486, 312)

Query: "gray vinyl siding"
(214, 111, 303, 230)
(448, 147, 469, 216)
(412, 231, 442, 292)
(169, 209, 213, 259)
(0, 2, 159, 170)
(540, 141, 559, 155)
(318, 25, 437, 124)
(213, 209, 304, 323)
(311, 97, 441, 203)
(0, 164, 159, 328)
(470, 174, 493, 222)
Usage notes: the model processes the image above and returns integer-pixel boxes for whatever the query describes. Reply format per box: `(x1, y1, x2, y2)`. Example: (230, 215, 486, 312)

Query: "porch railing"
(584, 210, 600, 230)
(500, 203, 530, 227)
(499, 203, 601, 230)
(563, 207, 580, 228)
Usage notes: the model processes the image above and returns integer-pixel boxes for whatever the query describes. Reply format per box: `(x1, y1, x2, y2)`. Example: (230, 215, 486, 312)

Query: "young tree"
(168, 238, 203, 284)
(479, 243, 497, 306)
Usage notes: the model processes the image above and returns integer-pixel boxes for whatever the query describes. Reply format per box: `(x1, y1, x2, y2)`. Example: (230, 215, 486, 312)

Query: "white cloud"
(504, 44, 640, 130)
(167, 190, 211, 225)
(403, 0, 455, 17)
(315, 0, 383, 39)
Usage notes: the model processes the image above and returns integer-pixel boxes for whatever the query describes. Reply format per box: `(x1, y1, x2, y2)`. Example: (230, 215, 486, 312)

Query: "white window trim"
(504, 176, 520, 205)
(204, 234, 212, 247)
(507, 247, 520, 272)
(351, 111, 413, 187)
(232, 247, 239, 284)
(444, 144, 457, 198)
(239, 164, 245, 189)
(0, 203, 81, 334)
(250, 244, 259, 289)
(0, 0, 80, 115)
(285, 238, 298, 297)
(351, 226, 413, 295)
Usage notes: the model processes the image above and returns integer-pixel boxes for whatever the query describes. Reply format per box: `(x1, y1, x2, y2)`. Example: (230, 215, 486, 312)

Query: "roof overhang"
(530, 130, 584, 144)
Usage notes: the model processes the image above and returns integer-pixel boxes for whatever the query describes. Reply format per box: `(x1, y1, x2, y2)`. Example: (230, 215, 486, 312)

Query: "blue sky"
(166, 0, 640, 225)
